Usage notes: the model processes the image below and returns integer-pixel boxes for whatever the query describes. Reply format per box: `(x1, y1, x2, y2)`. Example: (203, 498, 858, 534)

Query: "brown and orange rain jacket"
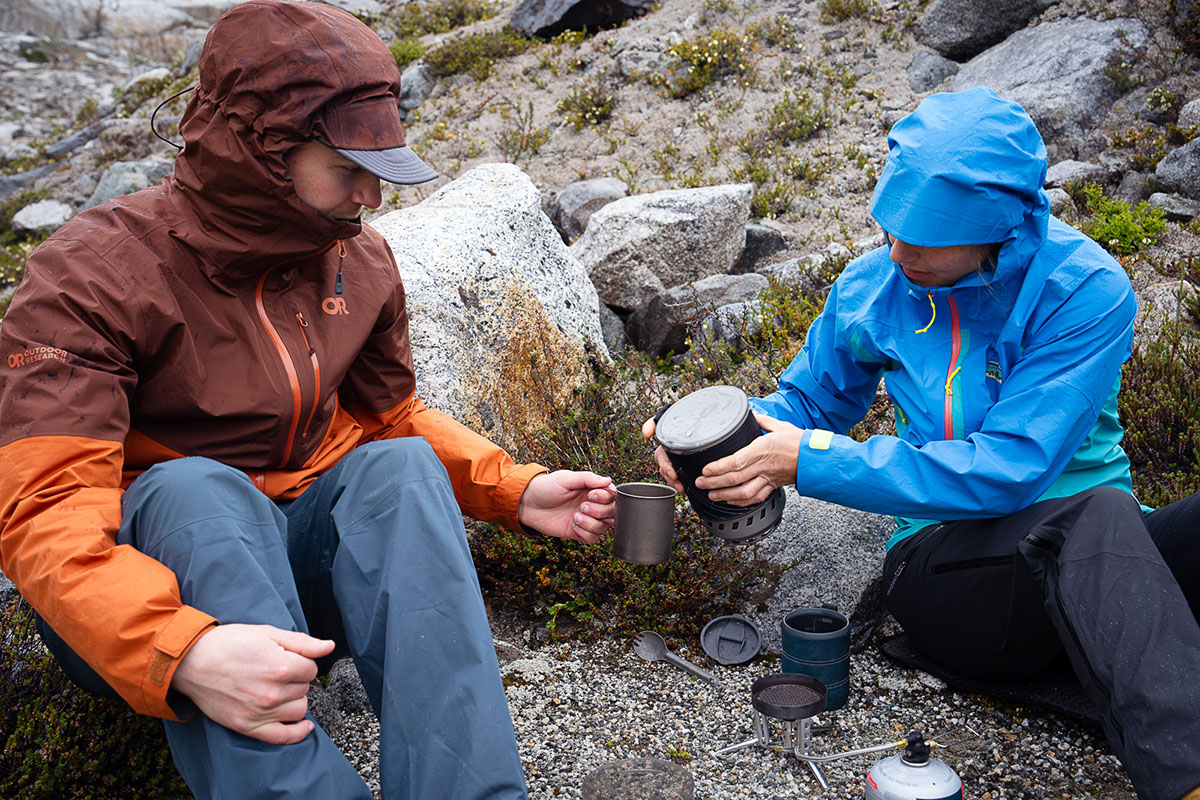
(0, 0, 543, 721)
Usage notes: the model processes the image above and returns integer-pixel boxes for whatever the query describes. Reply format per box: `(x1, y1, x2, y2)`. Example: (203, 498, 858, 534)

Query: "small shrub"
(556, 85, 616, 130)
(1109, 126, 1171, 171)
(1120, 314, 1200, 508)
(423, 27, 532, 80)
(750, 182, 796, 219)
(818, 0, 876, 24)
(764, 89, 829, 143)
(657, 27, 759, 98)
(471, 269, 861, 640)
(391, 0, 500, 38)
(1074, 182, 1166, 256)
(746, 15, 801, 49)
(0, 598, 189, 799)
(1102, 52, 1142, 94)
(549, 29, 588, 47)
(494, 99, 550, 163)
(1146, 85, 1179, 112)
(389, 37, 427, 69)
(473, 350, 785, 639)
(18, 40, 51, 64)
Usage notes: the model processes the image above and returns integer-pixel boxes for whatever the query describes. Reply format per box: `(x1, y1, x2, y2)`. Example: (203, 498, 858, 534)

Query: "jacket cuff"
(498, 463, 549, 532)
(140, 606, 218, 721)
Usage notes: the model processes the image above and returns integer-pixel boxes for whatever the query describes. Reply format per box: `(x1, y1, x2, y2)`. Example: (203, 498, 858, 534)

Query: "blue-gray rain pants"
(884, 487, 1200, 800)
(37, 438, 529, 800)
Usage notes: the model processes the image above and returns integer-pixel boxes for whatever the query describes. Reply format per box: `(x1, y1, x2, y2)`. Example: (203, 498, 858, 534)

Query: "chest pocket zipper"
(296, 311, 321, 439)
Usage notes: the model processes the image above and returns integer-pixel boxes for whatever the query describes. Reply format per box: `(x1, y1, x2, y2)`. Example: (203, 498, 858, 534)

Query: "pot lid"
(700, 614, 761, 665)
(655, 385, 750, 454)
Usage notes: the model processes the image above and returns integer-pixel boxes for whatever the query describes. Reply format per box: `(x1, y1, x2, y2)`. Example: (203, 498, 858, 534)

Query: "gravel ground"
(331, 628, 1138, 799)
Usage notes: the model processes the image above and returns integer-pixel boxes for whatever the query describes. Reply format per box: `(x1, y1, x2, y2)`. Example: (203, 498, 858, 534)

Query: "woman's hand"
(692, 413, 803, 506)
(517, 471, 616, 544)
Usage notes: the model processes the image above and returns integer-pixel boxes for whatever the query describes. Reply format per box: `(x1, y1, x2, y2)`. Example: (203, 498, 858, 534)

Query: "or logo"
(322, 297, 349, 316)
(986, 360, 1003, 383)
(7, 346, 71, 368)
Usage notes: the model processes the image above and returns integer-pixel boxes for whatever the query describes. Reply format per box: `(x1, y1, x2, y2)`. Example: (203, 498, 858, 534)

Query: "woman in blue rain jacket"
(648, 88, 1200, 800)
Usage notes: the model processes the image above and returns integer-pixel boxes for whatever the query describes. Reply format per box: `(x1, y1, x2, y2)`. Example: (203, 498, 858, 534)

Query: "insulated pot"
(654, 385, 785, 544)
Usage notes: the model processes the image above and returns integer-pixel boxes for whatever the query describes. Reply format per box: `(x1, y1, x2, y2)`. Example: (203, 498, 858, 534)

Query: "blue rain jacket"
(751, 88, 1139, 549)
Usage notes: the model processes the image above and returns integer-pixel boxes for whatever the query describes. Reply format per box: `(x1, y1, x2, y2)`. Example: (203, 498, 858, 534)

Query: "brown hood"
(172, 0, 404, 279)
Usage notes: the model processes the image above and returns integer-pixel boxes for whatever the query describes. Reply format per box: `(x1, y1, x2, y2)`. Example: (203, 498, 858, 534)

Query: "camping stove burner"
(716, 673, 831, 790)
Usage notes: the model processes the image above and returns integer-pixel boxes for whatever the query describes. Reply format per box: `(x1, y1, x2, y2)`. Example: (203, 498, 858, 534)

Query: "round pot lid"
(655, 385, 750, 454)
(700, 614, 761, 665)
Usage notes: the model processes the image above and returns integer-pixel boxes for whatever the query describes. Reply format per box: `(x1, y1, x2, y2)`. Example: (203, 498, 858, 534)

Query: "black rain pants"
(884, 488, 1200, 800)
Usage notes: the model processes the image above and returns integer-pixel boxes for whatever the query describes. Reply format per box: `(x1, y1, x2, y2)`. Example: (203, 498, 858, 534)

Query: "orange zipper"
(296, 311, 321, 439)
(253, 241, 335, 467)
(943, 296, 961, 440)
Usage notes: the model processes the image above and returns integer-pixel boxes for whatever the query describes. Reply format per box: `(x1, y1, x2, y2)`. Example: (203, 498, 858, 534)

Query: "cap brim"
(335, 146, 439, 185)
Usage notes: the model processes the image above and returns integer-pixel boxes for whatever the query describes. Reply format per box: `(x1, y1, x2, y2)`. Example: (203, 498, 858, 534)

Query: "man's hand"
(518, 471, 616, 544)
(641, 417, 685, 495)
(692, 413, 803, 506)
(172, 623, 335, 745)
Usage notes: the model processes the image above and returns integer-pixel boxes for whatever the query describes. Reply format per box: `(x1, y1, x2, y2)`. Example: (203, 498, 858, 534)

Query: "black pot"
(654, 385, 784, 544)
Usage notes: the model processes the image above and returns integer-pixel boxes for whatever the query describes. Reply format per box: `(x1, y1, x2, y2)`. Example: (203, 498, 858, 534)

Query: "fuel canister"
(864, 732, 962, 800)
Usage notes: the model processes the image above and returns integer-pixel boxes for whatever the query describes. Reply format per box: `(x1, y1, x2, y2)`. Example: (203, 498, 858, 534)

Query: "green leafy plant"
(0, 598, 189, 799)
(493, 99, 550, 164)
(764, 89, 829, 143)
(1120, 314, 1200, 508)
(556, 85, 616, 130)
(423, 27, 532, 80)
(746, 15, 801, 49)
(390, 0, 500, 39)
(1102, 52, 1142, 94)
(473, 348, 787, 640)
(818, 0, 876, 23)
(389, 38, 427, 69)
(656, 27, 759, 98)
(1073, 182, 1166, 256)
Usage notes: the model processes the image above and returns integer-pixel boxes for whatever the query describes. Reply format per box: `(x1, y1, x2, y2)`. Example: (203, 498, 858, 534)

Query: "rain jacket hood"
(174, 0, 404, 276)
(871, 87, 1052, 294)
(753, 88, 1138, 548)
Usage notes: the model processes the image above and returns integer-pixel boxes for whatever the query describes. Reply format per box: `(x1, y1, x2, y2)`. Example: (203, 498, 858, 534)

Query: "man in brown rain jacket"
(0, 2, 615, 797)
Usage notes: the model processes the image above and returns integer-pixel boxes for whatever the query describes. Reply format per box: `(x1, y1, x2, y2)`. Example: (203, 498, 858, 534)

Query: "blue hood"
(871, 88, 1052, 290)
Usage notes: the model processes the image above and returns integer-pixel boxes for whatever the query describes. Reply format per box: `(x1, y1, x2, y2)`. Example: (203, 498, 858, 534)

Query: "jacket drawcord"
(945, 366, 961, 394)
(914, 291, 936, 334)
(335, 240, 345, 295)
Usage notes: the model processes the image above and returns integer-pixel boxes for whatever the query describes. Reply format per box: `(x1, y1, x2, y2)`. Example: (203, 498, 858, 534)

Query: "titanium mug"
(612, 482, 677, 565)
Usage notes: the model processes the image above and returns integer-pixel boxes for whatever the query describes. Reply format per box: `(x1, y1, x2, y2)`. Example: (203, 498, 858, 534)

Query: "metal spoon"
(633, 630, 718, 686)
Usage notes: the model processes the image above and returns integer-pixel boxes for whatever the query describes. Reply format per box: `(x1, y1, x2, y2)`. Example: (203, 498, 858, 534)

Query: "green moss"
(0, 598, 189, 799)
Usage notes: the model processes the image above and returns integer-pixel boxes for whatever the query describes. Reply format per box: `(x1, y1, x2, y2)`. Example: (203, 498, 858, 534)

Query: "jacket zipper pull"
(296, 311, 315, 354)
(335, 240, 345, 296)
